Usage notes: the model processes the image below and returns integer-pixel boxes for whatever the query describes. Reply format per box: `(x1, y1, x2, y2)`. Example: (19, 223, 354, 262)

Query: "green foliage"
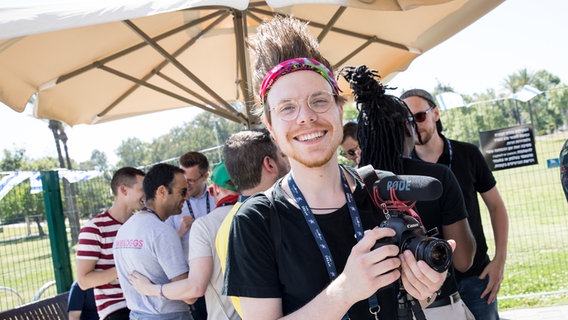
(342, 101, 358, 122)
(79, 149, 108, 170)
(438, 69, 568, 144)
(1, 148, 27, 170)
(23, 157, 60, 171)
(113, 111, 245, 169)
(115, 137, 151, 168)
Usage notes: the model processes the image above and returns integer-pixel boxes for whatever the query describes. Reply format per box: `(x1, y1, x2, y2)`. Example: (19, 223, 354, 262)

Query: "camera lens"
(415, 239, 452, 272)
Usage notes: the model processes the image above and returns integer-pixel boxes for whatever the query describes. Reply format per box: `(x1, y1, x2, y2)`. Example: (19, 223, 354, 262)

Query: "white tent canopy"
(0, 0, 505, 126)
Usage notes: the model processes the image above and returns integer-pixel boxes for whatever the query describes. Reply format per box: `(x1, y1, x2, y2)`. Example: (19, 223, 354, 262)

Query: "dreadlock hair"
(340, 65, 416, 174)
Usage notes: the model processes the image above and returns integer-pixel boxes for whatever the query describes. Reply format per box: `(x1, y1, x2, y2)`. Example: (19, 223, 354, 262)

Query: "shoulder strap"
(356, 165, 379, 199)
(356, 164, 385, 209)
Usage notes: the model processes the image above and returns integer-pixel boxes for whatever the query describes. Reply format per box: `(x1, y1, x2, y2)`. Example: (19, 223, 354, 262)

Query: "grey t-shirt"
(114, 213, 189, 315)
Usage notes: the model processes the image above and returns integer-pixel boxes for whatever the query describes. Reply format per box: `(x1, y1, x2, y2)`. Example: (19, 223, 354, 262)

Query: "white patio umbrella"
(0, 0, 505, 127)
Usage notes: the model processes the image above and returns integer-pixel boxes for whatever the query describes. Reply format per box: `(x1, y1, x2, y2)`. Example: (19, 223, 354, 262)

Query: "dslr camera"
(373, 210, 452, 272)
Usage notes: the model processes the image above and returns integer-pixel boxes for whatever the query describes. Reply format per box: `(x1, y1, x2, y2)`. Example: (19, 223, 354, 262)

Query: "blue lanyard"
(186, 191, 211, 218)
(287, 166, 379, 319)
(444, 137, 453, 170)
(142, 206, 162, 221)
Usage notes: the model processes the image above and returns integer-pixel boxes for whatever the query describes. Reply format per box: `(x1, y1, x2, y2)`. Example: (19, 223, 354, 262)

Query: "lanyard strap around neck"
(186, 191, 211, 218)
(287, 165, 379, 319)
(142, 206, 162, 221)
(444, 137, 453, 170)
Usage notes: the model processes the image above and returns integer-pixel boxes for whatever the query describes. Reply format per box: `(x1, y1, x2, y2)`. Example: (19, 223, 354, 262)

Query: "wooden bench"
(0, 292, 69, 320)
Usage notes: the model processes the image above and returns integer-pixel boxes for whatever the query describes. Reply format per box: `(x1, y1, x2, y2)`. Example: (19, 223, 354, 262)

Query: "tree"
(89, 150, 108, 170)
(116, 137, 150, 167)
(1, 148, 27, 170)
(342, 101, 358, 122)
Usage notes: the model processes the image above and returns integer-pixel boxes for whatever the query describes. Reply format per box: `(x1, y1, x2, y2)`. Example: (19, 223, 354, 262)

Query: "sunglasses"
(346, 148, 357, 157)
(413, 105, 434, 123)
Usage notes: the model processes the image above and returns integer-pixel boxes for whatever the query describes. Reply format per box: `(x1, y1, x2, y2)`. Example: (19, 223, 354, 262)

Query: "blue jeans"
(458, 275, 499, 320)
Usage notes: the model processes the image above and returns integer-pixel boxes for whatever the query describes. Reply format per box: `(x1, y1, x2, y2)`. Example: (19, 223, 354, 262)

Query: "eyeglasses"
(186, 173, 204, 185)
(270, 91, 336, 121)
(412, 105, 434, 123)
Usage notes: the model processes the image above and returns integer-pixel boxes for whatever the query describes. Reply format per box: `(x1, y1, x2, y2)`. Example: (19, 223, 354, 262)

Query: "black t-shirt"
(403, 158, 468, 298)
(412, 135, 497, 278)
(560, 138, 568, 202)
(224, 168, 398, 319)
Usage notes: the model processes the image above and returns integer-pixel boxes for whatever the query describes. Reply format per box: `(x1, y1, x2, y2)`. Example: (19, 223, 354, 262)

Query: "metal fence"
(1, 131, 568, 311)
(479, 131, 568, 308)
(0, 173, 112, 311)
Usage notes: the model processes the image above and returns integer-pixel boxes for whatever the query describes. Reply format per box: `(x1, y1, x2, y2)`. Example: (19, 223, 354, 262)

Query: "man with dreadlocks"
(222, 16, 448, 319)
(342, 65, 476, 319)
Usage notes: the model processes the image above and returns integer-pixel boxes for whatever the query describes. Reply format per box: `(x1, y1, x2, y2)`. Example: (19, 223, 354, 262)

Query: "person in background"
(68, 280, 99, 320)
(342, 65, 475, 319)
(167, 151, 214, 320)
(167, 151, 215, 260)
(402, 88, 509, 320)
(206, 162, 239, 207)
(76, 167, 145, 320)
(114, 163, 191, 320)
(560, 138, 568, 202)
(128, 162, 240, 320)
(216, 129, 290, 316)
(340, 121, 361, 166)
(223, 16, 449, 319)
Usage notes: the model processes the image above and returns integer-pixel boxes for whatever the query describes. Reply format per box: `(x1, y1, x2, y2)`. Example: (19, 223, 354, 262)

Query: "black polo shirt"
(411, 134, 496, 278)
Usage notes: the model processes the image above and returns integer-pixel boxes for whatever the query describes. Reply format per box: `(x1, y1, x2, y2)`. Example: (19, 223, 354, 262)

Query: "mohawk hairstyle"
(249, 15, 331, 96)
(340, 65, 417, 174)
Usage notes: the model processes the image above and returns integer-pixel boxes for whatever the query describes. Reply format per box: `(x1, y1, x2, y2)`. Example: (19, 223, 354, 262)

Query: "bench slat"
(0, 292, 69, 320)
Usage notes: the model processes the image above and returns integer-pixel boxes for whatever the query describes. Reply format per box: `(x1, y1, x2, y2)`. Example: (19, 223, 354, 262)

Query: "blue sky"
(1, 0, 566, 165)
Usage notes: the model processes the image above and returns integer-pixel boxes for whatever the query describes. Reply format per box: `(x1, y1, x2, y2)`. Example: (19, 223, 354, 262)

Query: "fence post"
(40, 171, 73, 293)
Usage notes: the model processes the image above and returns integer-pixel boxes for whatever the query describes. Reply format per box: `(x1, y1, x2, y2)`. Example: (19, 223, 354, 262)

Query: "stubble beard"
(416, 127, 435, 146)
(282, 130, 341, 169)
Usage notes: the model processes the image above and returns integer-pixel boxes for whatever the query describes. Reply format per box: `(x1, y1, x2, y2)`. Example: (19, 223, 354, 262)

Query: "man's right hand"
(336, 227, 401, 304)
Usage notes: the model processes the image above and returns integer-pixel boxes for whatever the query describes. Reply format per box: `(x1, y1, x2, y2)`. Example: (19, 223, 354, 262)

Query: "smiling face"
(182, 165, 208, 198)
(167, 172, 189, 216)
(264, 71, 343, 168)
(125, 175, 145, 212)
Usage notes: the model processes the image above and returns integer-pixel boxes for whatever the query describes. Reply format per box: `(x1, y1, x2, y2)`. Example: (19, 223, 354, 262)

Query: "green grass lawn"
(0, 224, 77, 310)
(480, 132, 568, 309)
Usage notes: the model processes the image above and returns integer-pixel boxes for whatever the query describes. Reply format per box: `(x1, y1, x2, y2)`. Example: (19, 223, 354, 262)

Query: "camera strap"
(357, 165, 384, 209)
(287, 166, 380, 319)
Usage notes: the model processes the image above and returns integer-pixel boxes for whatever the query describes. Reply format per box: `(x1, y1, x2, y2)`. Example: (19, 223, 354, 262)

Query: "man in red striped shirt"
(76, 167, 145, 320)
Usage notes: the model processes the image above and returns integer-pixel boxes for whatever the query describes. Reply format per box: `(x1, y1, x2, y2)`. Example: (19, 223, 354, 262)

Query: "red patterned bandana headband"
(259, 57, 340, 106)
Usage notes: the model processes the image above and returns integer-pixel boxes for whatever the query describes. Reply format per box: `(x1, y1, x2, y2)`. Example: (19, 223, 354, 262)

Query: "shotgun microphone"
(373, 173, 442, 202)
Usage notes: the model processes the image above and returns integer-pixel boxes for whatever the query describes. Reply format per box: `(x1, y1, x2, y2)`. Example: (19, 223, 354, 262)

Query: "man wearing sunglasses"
(402, 89, 509, 320)
(114, 163, 191, 320)
(340, 122, 361, 166)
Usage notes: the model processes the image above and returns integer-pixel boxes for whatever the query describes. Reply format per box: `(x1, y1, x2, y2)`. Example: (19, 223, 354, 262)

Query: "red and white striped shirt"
(77, 211, 126, 319)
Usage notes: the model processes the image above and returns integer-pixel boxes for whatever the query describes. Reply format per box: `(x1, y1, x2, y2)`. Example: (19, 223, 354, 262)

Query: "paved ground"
(499, 305, 568, 319)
